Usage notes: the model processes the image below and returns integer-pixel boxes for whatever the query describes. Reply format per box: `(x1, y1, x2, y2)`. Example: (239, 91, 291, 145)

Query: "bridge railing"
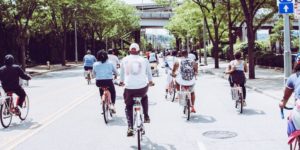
(137, 12, 173, 19)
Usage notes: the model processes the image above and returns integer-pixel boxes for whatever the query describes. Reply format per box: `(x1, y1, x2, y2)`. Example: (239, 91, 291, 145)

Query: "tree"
(193, 0, 228, 68)
(0, 0, 40, 70)
(239, 0, 277, 79)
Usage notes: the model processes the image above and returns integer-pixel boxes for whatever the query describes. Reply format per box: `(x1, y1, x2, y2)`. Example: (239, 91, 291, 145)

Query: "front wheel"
(19, 96, 29, 120)
(239, 93, 243, 114)
(184, 96, 190, 121)
(0, 101, 12, 128)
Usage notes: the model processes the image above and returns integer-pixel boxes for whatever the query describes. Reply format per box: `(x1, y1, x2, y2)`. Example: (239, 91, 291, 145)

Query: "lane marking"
(0, 90, 96, 150)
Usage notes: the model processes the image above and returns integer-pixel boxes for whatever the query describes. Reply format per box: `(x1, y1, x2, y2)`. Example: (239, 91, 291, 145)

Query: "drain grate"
(202, 131, 237, 139)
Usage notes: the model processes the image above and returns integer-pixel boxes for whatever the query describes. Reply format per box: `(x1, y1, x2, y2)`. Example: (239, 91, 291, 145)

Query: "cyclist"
(83, 50, 96, 78)
(165, 50, 177, 98)
(108, 49, 120, 69)
(225, 51, 247, 105)
(93, 50, 118, 113)
(172, 50, 198, 113)
(0, 54, 31, 115)
(119, 43, 154, 137)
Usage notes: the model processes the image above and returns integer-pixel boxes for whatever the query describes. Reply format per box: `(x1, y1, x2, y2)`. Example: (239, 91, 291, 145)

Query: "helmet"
(4, 54, 14, 66)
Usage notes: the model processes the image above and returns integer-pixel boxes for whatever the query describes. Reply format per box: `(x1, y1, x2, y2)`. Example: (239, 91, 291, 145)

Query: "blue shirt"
(92, 61, 118, 80)
(83, 54, 96, 67)
(286, 72, 300, 99)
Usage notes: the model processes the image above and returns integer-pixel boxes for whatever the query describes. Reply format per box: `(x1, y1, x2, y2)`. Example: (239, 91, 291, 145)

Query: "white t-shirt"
(108, 54, 120, 69)
(120, 55, 153, 89)
(175, 57, 196, 86)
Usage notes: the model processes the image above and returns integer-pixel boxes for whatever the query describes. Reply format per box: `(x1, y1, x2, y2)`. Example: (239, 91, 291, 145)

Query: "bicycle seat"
(288, 130, 300, 144)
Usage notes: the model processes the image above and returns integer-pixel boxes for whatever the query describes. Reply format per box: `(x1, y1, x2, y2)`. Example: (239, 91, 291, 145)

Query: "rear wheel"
(137, 129, 141, 150)
(19, 96, 29, 120)
(102, 101, 108, 124)
(184, 96, 190, 121)
(239, 92, 243, 114)
(0, 100, 12, 128)
(290, 137, 300, 150)
(87, 73, 91, 84)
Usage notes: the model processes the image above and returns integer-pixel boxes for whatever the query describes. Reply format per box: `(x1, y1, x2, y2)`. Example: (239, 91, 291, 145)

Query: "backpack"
(180, 59, 194, 81)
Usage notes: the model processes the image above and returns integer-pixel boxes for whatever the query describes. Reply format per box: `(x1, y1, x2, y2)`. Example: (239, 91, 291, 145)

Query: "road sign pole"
(283, 14, 292, 83)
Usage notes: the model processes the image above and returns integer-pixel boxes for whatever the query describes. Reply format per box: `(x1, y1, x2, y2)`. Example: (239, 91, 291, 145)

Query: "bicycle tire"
(87, 73, 91, 85)
(239, 92, 243, 114)
(171, 84, 176, 102)
(19, 95, 29, 120)
(102, 102, 108, 124)
(0, 102, 12, 128)
(186, 96, 190, 121)
(137, 129, 141, 150)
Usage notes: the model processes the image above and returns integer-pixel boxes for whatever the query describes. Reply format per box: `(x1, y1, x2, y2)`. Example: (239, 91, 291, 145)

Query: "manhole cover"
(202, 131, 237, 139)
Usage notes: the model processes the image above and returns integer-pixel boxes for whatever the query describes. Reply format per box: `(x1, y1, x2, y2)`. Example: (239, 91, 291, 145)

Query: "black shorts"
(84, 66, 93, 71)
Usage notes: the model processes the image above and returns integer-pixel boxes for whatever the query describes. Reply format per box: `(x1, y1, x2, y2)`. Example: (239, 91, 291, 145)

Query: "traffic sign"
(279, 0, 293, 2)
(279, 3, 294, 14)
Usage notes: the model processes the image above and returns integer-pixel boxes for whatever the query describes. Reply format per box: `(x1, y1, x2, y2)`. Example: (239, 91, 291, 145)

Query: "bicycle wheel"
(239, 92, 243, 114)
(183, 96, 191, 121)
(19, 96, 29, 120)
(171, 83, 176, 102)
(0, 101, 12, 128)
(87, 73, 91, 85)
(137, 129, 141, 150)
(102, 101, 108, 124)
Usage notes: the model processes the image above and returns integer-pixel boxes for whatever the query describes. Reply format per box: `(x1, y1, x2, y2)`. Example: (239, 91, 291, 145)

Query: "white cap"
(129, 43, 140, 52)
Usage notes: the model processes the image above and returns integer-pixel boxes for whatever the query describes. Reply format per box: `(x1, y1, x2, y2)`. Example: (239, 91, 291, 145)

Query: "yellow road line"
(0, 90, 96, 150)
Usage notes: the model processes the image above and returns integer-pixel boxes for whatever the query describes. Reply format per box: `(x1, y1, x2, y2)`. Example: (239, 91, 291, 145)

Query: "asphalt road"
(0, 66, 290, 150)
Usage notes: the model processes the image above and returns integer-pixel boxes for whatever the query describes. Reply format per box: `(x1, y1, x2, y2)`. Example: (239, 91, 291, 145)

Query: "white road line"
(197, 140, 208, 150)
(0, 90, 96, 150)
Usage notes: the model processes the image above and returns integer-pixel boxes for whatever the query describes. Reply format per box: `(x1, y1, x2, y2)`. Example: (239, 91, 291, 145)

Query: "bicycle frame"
(133, 97, 143, 129)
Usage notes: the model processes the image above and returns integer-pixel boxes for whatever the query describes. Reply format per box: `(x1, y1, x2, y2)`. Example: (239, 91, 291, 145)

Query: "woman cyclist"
(280, 53, 300, 133)
(225, 51, 247, 105)
(93, 50, 118, 113)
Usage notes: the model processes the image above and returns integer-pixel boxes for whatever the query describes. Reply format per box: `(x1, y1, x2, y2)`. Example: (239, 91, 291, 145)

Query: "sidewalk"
(200, 57, 285, 100)
(26, 62, 82, 77)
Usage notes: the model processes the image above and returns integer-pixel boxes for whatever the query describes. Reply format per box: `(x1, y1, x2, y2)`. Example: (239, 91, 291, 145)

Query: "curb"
(202, 69, 281, 100)
(28, 65, 79, 77)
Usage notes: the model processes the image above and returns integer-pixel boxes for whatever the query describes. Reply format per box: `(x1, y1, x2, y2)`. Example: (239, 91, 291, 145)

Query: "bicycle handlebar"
(280, 106, 293, 119)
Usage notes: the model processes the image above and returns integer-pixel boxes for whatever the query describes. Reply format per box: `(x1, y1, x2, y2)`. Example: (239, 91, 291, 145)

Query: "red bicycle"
(0, 92, 29, 128)
(101, 87, 114, 124)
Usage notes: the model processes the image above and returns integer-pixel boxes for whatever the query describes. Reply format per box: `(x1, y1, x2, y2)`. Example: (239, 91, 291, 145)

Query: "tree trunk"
(176, 37, 180, 51)
(227, 0, 234, 61)
(247, 24, 255, 79)
(20, 40, 26, 71)
(213, 42, 219, 68)
(62, 30, 67, 66)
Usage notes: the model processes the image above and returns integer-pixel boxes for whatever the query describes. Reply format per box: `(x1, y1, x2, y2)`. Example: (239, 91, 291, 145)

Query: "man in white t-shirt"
(108, 49, 120, 69)
(172, 50, 198, 113)
(120, 43, 154, 137)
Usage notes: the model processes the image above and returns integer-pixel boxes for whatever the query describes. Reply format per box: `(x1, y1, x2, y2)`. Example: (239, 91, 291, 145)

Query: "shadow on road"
(107, 116, 127, 127)
(0, 118, 41, 131)
(186, 115, 216, 124)
(33, 68, 82, 80)
(241, 109, 265, 116)
(131, 136, 177, 150)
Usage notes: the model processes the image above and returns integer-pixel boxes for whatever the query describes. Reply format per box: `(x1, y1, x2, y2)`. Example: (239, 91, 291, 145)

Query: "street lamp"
(74, 8, 78, 63)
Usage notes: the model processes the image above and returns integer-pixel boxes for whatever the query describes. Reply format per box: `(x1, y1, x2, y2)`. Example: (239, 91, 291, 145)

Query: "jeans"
(123, 86, 149, 128)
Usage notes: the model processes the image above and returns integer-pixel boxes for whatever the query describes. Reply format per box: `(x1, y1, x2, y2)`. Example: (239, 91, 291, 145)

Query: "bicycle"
(230, 84, 244, 114)
(85, 70, 92, 85)
(100, 86, 114, 124)
(0, 92, 29, 128)
(165, 75, 176, 102)
(178, 85, 193, 121)
(132, 96, 145, 150)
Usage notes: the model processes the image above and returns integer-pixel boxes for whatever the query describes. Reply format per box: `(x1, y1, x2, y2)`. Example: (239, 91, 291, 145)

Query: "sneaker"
(110, 105, 116, 114)
(127, 128, 134, 137)
(144, 116, 150, 123)
(11, 107, 21, 116)
(191, 106, 196, 113)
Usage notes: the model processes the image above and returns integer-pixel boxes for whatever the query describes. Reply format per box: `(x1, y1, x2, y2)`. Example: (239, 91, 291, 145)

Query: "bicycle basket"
(231, 86, 242, 101)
